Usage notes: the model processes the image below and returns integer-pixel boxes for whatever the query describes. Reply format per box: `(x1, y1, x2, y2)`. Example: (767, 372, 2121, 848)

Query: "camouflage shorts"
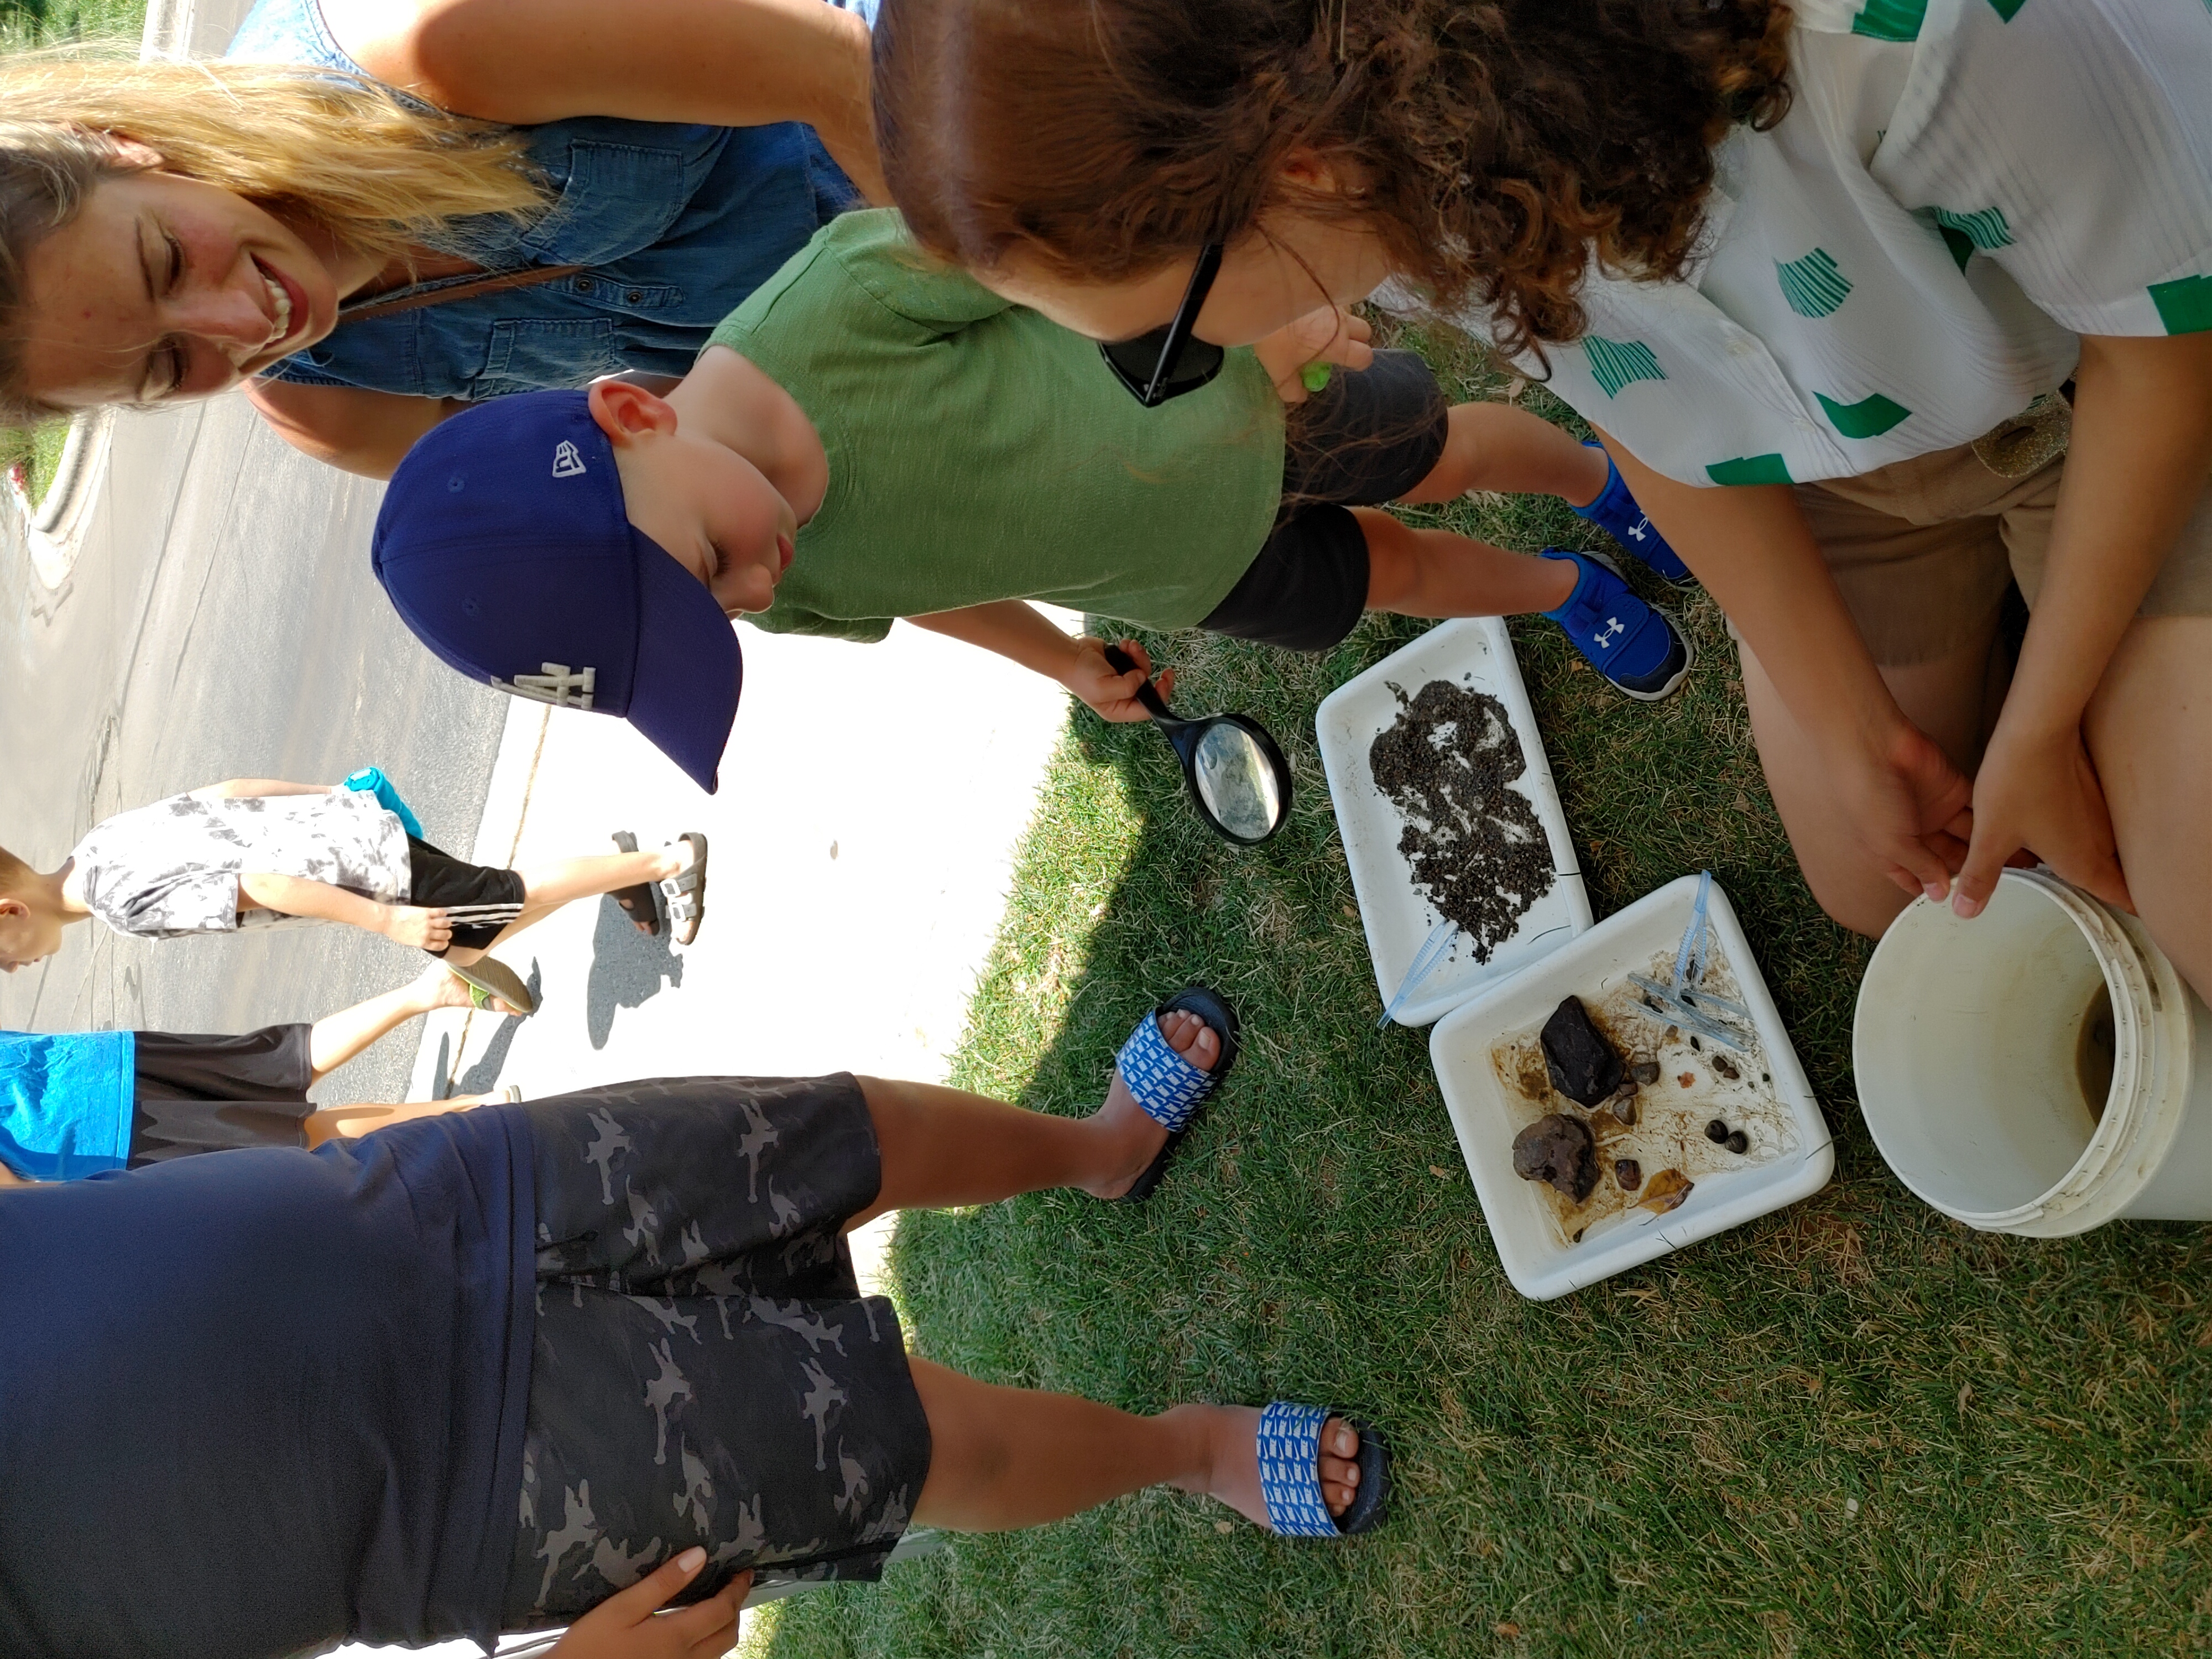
(500, 1076, 931, 1627)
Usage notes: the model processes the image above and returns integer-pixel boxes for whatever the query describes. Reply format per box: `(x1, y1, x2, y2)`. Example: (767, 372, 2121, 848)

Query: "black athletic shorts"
(406, 835, 529, 952)
(127, 1024, 316, 1166)
(501, 1076, 929, 1629)
(1199, 348, 1451, 653)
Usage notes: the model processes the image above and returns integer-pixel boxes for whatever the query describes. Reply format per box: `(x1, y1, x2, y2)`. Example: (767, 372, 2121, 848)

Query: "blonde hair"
(0, 49, 549, 418)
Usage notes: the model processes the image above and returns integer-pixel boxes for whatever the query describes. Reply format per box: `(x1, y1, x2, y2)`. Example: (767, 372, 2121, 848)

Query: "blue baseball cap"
(371, 389, 740, 792)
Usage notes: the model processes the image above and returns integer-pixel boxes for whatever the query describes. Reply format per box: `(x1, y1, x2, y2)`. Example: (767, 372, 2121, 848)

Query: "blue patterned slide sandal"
(1256, 1400, 1391, 1537)
(1114, 985, 1240, 1204)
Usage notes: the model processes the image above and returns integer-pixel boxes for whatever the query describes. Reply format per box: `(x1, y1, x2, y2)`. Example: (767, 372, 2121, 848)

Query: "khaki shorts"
(1791, 442, 2212, 666)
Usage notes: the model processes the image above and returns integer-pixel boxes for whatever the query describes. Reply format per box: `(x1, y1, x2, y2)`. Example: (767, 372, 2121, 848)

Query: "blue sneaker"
(1571, 439, 1695, 586)
(1541, 550, 1694, 701)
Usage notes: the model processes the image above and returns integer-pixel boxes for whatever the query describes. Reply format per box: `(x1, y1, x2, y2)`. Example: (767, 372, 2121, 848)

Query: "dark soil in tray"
(1368, 679, 1556, 962)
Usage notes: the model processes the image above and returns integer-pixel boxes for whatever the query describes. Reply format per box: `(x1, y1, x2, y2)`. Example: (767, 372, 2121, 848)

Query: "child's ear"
(587, 378, 680, 446)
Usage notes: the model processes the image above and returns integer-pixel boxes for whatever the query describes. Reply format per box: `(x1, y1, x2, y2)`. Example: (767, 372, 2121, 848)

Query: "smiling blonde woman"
(0, 0, 880, 477)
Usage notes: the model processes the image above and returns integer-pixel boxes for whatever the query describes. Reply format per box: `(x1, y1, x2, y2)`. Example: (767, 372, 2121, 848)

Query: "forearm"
(377, 0, 883, 196)
(906, 602, 1081, 684)
(191, 780, 336, 800)
(2000, 333, 2212, 738)
(1595, 428, 1898, 745)
(237, 873, 390, 932)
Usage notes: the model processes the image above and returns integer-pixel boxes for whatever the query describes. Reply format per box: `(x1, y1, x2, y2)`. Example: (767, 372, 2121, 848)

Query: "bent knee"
(1797, 857, 1912, 943)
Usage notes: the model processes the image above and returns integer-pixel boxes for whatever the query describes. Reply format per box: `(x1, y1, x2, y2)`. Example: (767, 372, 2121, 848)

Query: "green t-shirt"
(706, 209, 1287, 643)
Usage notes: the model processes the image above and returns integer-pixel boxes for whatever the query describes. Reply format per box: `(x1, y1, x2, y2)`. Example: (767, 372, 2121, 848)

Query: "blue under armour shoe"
(1572, 439, 1695, 586)
(1541, 550, 1694, 701)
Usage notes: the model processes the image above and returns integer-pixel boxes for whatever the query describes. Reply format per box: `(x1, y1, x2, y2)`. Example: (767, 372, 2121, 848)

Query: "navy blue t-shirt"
(0, 1106, 536, 1657)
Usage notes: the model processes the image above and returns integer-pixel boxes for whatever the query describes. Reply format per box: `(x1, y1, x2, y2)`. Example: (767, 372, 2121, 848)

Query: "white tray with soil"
(1316, 617, 1592, 1026)
(1428, 875, 1834, 1300)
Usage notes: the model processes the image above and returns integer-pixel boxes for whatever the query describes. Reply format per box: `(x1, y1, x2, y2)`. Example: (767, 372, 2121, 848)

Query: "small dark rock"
(1612, 1096, 1638, 1126)
(1630, 1060, 1661, 1085)
(1705, 1119, 1730, 1143)
(1689, 1034, 1702, 1052)
(1540, 996, 1624, 1106)
(1725, 1130, 1750, 1155)
(1614, 1158, 1642, 1191)
(1511, 1112, 1599, 1201)
(1616, 1080, 1640, 1098)
(1712, 1053, 1740, 1081)
(1761, 1072, 1771, 1083)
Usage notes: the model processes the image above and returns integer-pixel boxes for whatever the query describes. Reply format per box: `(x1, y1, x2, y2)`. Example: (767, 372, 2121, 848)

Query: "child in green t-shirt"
(372, 209, 1691, 787)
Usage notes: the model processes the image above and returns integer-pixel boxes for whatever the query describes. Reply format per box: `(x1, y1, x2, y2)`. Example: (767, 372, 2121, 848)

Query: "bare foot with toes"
(1171, 1405, 1363, 1529)
(1080, 1009, 1219, 1199)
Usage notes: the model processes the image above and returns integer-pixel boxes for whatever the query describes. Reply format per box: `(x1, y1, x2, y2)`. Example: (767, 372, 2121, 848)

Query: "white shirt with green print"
(1442, 0, 2212, 488)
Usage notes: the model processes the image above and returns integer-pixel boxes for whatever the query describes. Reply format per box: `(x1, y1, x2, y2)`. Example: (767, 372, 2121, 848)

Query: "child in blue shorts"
(0, 962, 524, 1185)
(368, 208, 1691, 790)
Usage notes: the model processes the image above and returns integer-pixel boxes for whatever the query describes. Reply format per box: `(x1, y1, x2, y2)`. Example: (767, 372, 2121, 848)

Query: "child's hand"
(1254, 306, 1374, 404)
(545, 1547, 751, 1659)
(1064, 635, 1173, 723)
(382, 904, 454, 952)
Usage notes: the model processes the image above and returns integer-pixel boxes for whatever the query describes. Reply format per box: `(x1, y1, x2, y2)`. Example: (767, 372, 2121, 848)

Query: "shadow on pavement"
(586, 894, 686, 1049)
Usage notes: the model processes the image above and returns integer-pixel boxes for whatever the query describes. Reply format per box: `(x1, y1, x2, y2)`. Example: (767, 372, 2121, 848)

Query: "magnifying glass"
(1103, 644, 1293, 844)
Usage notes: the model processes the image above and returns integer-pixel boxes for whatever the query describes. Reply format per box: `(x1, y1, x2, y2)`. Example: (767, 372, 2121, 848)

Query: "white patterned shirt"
(1440, 0, 2212, 487)
(70, 790, 412, 939)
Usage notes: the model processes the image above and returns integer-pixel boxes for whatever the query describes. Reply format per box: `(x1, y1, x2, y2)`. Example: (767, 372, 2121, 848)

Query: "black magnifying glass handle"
(1102, 643, 1176, 723)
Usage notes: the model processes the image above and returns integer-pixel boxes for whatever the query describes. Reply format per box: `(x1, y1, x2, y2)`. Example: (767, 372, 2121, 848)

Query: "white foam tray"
(1316, 618, 1592, 1025)
(1430, 876, 1835, 1300)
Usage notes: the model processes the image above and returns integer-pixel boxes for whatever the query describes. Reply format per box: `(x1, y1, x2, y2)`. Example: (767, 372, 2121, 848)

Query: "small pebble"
(1678, 1072, 1697, 1088)
(1630, 1060, 1661, 1085)
(1725, 1130, 1749, 1155)
(1614, 1157, 1642, 1190)
(1705, 1119, 1730, 1143)
(1761, 1072, 1771, 1083)
(1665, 1026, 1680, 1044)
(1713, 1054, 1740, 1081)
(1689, 1034, 1702, 1052)
(1612, 1097, 1638, 1126)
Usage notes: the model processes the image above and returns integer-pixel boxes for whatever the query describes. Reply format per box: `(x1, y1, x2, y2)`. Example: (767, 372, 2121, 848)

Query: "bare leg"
(1360, 508, 1577, 619)
(444, 840, 701, 963)
(1741, 617, 2001, 938)
(2084, 614, 2212, 1003)
(307, 963, 517, 1081)
(301, 1092, 498, 1147)
(846, 1010, 1219, 1230)
(909, 1359, 1363, 1530)
(1399, 401, 1611, 507)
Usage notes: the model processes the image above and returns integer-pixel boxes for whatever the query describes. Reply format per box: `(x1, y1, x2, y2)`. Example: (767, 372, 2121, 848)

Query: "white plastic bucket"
(1854, 869, 2211, 1234)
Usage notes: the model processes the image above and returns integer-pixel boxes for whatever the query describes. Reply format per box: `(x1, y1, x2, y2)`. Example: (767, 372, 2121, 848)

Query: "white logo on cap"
(551, 441, 587, 478)
(493, 662, 596, 708)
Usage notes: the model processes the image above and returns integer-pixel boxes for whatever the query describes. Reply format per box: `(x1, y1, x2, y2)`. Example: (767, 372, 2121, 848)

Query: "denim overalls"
(225, 0, 868, 399)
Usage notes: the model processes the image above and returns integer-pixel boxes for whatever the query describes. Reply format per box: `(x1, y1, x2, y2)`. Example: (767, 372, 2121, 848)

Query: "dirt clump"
(1368, 680, 1555, 962)
(1511, 1112, 1598, 1201)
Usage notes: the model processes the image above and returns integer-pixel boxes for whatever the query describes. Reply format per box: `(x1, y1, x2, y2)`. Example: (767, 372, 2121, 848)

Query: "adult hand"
(1952, 721, 2132, 920)
(381, 903, 453, 952)
(545, 1550, 752, 1659)
(1064, 635, 1172, 723)
(1253, 306, 1374, 404)
(1835, 717, 1978, 903)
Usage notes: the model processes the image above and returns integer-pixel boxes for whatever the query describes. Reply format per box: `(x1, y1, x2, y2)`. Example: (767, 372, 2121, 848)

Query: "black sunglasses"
(1098, 242, 1227, 406)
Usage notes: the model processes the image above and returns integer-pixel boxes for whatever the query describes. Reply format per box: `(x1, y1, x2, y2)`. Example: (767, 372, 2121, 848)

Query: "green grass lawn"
(757, 332, 2211, 1657)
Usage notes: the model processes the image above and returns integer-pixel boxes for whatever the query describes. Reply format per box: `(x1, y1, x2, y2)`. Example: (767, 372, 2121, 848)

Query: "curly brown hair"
(876, 0, 1793, 353)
